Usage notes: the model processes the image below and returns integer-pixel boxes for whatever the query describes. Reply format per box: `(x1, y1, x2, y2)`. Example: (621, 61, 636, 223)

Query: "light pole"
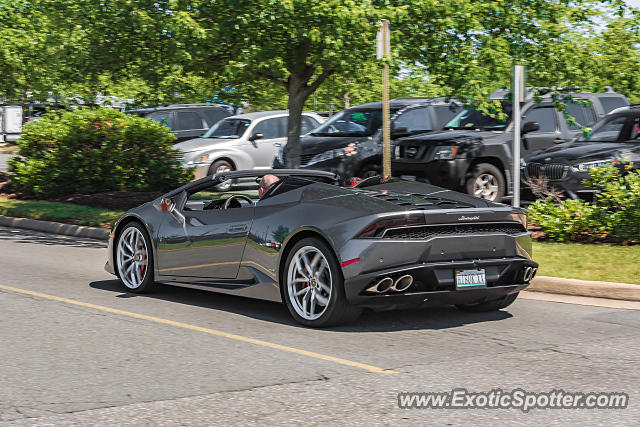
(512, 65, 525, 208)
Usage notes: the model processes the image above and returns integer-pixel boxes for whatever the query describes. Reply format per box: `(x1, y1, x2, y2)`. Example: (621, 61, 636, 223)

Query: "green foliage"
(528, 165, 640, 244)
(8, 108, 193, 197)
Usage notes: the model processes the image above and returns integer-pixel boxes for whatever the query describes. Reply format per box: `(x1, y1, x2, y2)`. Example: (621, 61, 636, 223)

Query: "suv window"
(146, 111, 172, 129)
(433, 105, 460, 127)
(579, 115, 627, 142)
(563, 102, 596, 129)
(252, 118, 280, 139)
(599, 97, 628, 114)
(522, 107, 556, 133)
(393, 107, 432, 133)
(202, 108, 229, 127)
(301, 116, 320, 134)
(174, 111, 204, 131)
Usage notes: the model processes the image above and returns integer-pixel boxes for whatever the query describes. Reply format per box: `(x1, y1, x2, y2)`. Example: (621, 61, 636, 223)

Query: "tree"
(191, 0, 396, 167)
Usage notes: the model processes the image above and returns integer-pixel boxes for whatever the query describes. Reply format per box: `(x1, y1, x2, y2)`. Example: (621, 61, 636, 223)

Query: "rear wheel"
(455, 292, 519, 313)
(465, 163, 505, 202)
(116, 222, 156, 293)
(283, 238, 362, 327)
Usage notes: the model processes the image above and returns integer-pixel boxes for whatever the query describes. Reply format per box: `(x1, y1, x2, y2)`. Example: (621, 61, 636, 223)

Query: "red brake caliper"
(140, 245, 147, 277)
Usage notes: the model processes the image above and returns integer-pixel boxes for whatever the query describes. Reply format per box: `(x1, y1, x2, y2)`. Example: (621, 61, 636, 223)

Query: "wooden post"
(378, 20, 391, 178)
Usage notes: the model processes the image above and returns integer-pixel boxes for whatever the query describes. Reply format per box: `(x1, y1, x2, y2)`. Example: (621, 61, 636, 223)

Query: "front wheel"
(357, 163, 381, 179)
(115, 222, 156, 293)
(465, 163, 505, 202)
(455, 292, 519, 313)
(282, 238, 362, 327)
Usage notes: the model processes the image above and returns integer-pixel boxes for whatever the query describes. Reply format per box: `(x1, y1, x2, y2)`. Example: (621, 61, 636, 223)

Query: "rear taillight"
(358, 214, 425, 238)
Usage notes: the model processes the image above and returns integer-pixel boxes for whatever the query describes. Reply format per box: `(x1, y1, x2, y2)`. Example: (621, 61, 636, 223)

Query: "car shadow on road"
(90, 280, 513, 332)
(0, 227, 106, 249)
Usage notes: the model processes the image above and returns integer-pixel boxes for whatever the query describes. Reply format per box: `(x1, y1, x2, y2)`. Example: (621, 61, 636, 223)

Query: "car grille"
(382, 223, 527, 239)
(525, 162, 571, 180)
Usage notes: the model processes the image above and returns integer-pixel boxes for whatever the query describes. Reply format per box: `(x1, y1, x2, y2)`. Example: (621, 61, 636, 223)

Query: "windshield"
(311, 108, 384, 136)
(445, 102, 512, 130)
(579, 115, 627, 142)
(202, 118, 251, 138)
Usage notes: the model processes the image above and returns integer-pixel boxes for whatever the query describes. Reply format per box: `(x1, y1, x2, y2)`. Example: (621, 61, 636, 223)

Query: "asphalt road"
(0, 226, 638, 425)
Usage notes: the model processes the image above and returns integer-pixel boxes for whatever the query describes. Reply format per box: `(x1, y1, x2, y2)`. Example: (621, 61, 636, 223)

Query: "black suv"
(391, 89, 629, 201)
(273, 97, 461, 182)
(522, 105, 640, 200)
(126, 104, 232, 142)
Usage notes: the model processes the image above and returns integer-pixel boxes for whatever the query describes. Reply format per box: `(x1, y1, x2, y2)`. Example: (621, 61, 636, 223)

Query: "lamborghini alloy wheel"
(287, 246, 332, 321)
(283, 238, 362, 327)
(116, 223, 155, 293)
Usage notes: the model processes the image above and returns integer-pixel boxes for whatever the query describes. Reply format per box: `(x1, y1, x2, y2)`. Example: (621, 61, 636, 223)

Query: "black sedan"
(105, 169, 537, 327)
(522, 106, 640, 200)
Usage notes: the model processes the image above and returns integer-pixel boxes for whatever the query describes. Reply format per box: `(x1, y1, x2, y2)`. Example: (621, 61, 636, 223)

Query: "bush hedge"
(8, 108, 193, 197)
(528, 164, 640, 244)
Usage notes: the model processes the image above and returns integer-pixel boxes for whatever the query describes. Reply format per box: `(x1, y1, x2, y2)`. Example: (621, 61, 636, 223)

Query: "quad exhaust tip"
(366, 277, 394, 293)
(524, 266, 536, 282)
(391, 275, 414, 292)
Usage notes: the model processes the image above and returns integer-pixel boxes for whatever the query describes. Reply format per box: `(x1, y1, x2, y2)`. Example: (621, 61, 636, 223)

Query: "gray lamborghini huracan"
(105, 169, 538, 327)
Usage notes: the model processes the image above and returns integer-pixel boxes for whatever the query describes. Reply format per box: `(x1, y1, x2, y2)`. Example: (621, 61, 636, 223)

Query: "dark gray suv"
(127, 103, 232, 142)
(391, 89, 629, 201)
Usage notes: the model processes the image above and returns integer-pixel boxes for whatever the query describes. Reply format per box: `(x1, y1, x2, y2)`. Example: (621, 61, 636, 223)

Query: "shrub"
(8, 108, 193, 197)
(527, 164, 640, 244)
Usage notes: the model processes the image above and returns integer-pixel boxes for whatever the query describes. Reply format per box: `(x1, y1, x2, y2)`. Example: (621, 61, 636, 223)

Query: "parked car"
(521, 105, 640, 200)
(273, 97, 462, 182)
(174, 110, 323, 179)
(126, 104, 232, 143)
(0, 105, 23, 143)
(105, 169, 537, 327)
(391, 89, 629, 201)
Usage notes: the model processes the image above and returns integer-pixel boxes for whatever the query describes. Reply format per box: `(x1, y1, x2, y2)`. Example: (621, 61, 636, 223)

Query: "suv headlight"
(573, 159, 616, 172)
(308, 143, 358, 165)
(433, 145, 459, 160)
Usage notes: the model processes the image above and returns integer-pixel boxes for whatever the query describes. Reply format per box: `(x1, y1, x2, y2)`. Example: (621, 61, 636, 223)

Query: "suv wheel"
(358, 163, 381, 179)
(465, 163, 505, 201)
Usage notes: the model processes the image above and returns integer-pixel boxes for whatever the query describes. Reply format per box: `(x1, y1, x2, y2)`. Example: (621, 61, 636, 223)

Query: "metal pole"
(381, 20, 391, 179)
(512, 65, 524, 208)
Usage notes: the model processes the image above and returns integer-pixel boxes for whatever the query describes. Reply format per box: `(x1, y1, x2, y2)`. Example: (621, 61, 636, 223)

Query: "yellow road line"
(0, 284, 397, 375)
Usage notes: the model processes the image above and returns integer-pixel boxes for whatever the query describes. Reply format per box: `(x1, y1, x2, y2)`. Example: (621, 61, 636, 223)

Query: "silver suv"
(174, 110, 323, 179)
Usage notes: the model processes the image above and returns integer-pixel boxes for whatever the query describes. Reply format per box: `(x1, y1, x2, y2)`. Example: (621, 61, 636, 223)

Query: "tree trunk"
(284, 74, 308, 169)
(283, 68, 334, 168)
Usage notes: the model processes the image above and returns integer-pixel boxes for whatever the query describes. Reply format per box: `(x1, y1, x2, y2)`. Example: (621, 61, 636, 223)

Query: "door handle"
(274, 142, 282, 147)
(227, 224, 248, 233)
(553, 138, 564, 144)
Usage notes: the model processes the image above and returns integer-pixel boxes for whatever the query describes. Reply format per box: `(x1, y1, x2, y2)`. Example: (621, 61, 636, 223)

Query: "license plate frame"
(455, 268, 487, 289)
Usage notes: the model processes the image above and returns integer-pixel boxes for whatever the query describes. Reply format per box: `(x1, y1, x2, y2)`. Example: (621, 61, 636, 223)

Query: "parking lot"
(0, 226, 638, 425)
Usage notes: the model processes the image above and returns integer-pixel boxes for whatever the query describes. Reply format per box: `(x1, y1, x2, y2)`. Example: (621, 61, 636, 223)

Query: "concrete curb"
(0, 215, 109, 240)
(529, 276, 640, 302)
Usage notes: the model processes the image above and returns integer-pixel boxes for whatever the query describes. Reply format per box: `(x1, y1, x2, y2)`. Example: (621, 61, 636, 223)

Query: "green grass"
(0, 197, 123, 228)
(533, 242, 640, 284)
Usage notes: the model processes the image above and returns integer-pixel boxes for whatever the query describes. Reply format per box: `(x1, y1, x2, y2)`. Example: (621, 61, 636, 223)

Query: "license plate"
(455, 269, 487, 289)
